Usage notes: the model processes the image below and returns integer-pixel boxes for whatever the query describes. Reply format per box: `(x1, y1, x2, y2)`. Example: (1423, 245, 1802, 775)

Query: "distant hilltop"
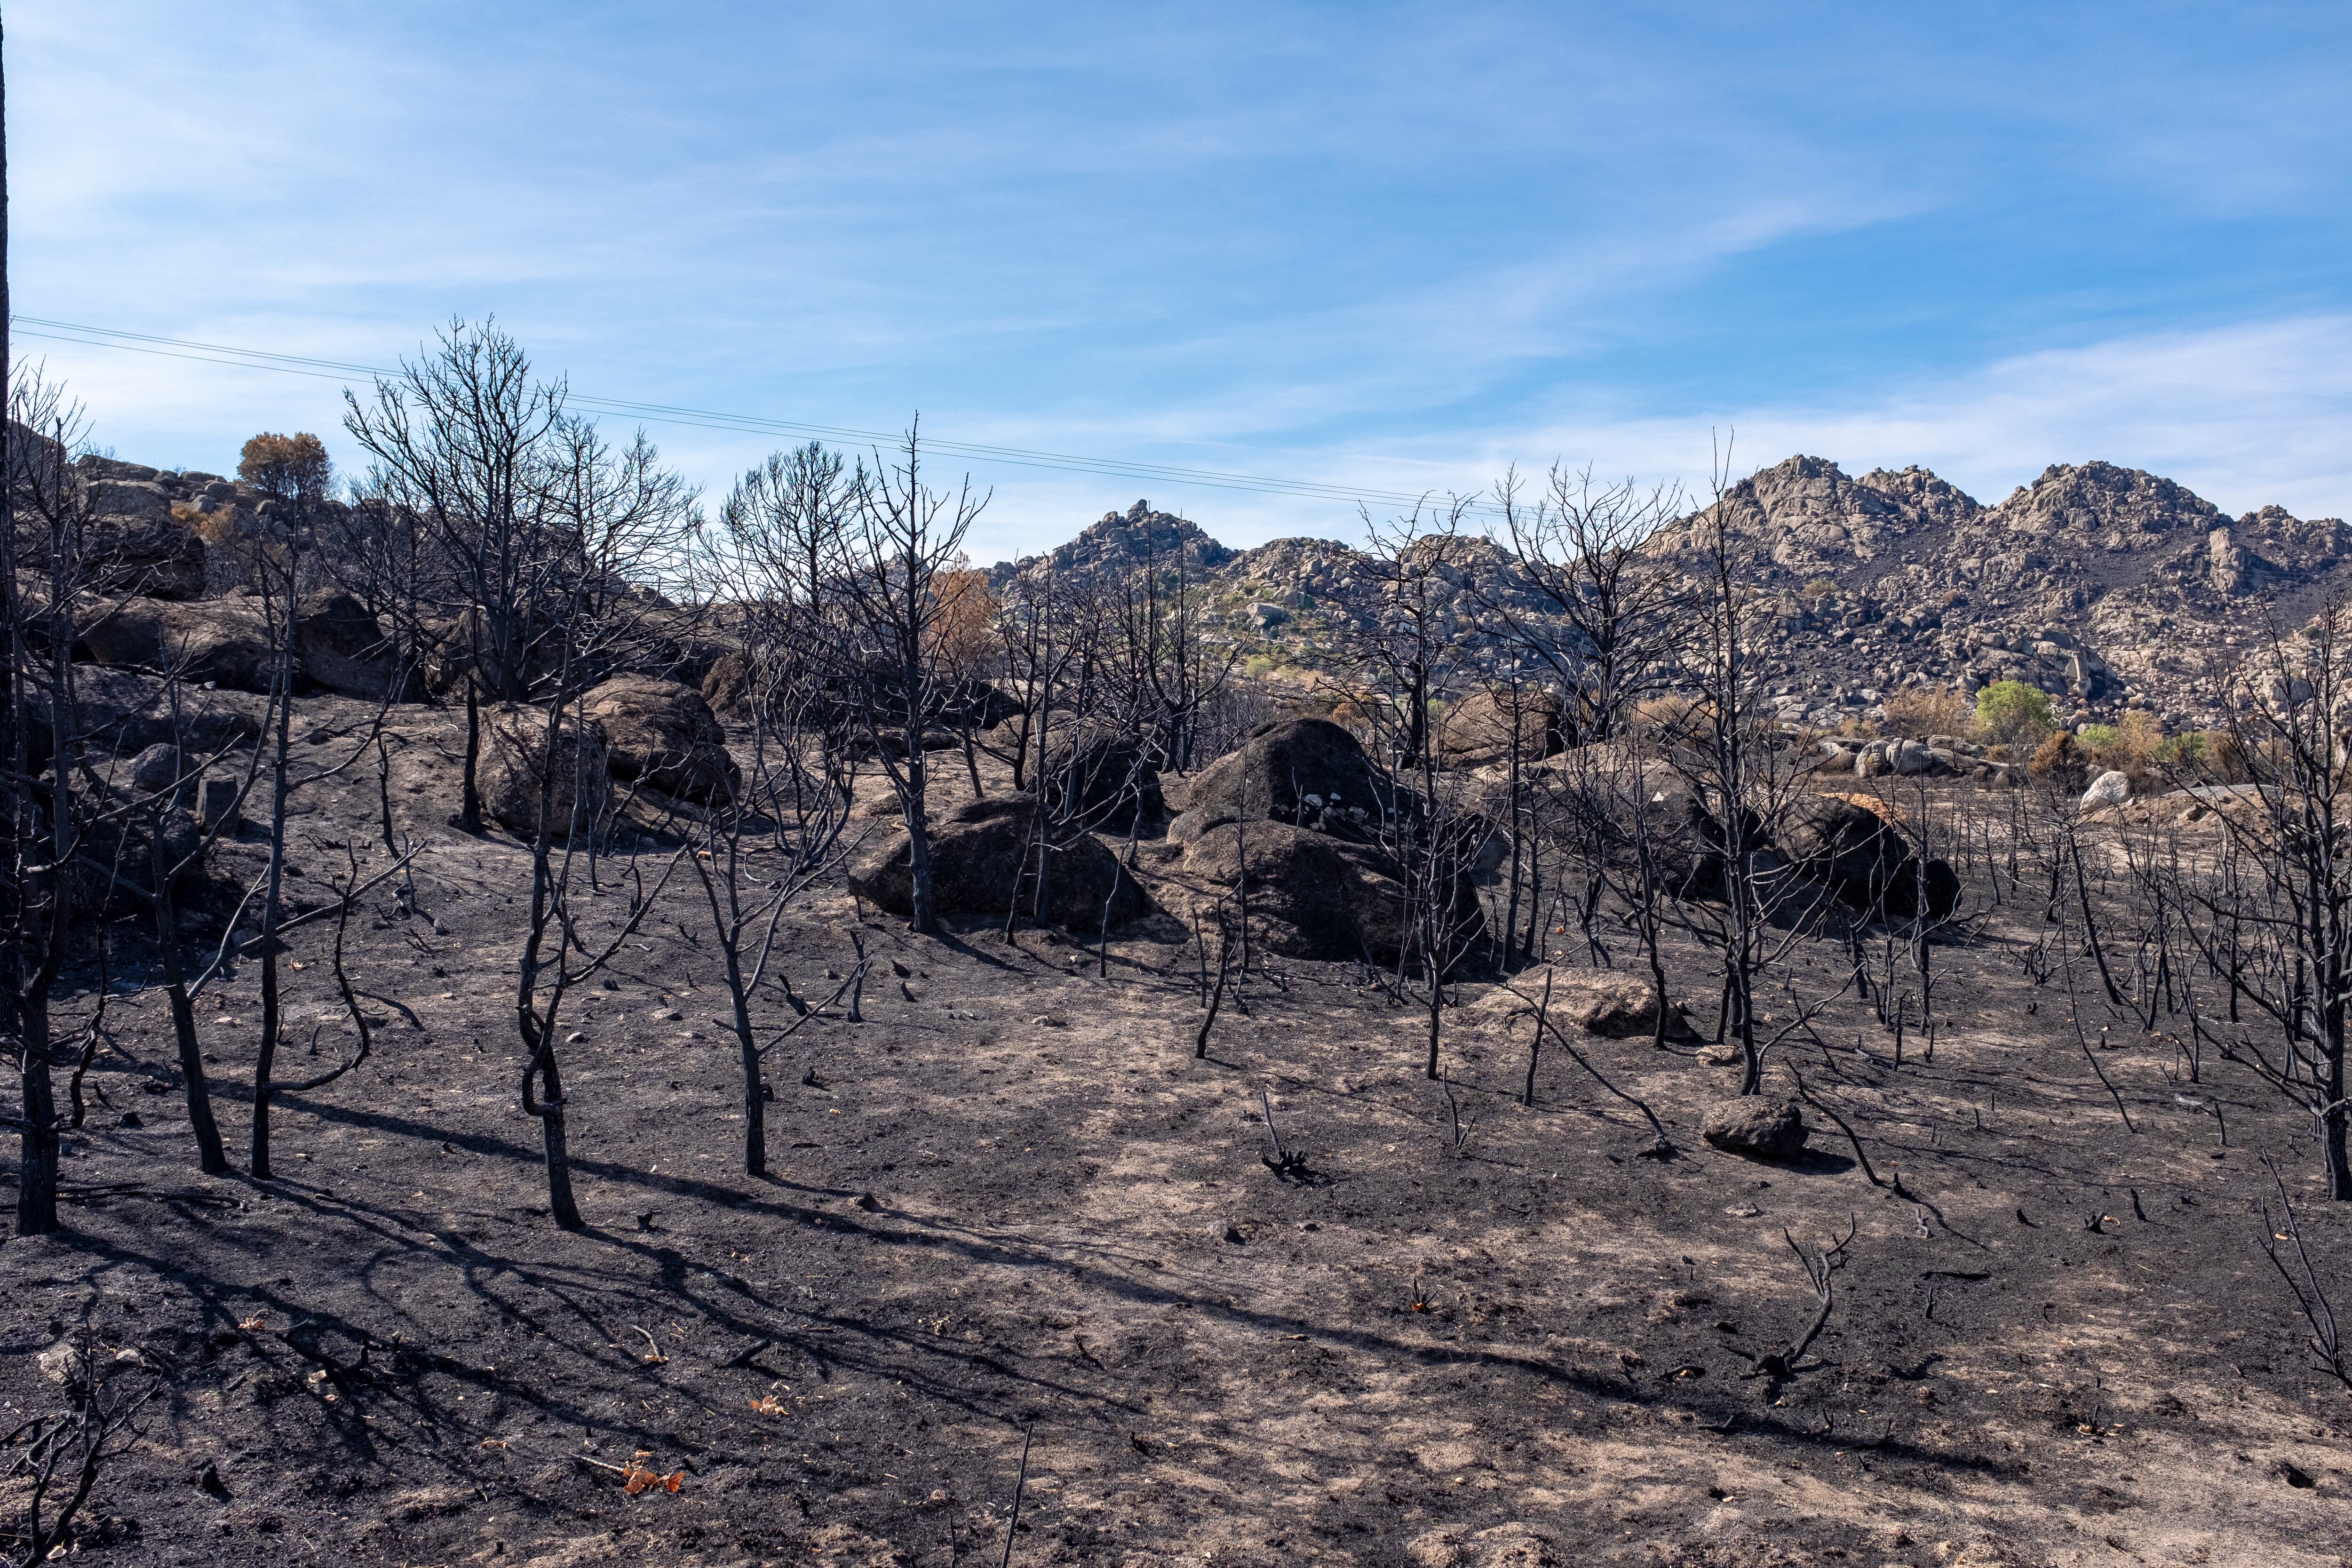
(988, 458, 2350, 730)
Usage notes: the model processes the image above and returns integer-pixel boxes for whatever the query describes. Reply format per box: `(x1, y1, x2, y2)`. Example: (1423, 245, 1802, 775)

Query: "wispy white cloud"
(1514, 313, 2352, 524)
(10, 0, 2352, 568)
(962, 312, 2352, 557)
(24, 310, 2352, 568)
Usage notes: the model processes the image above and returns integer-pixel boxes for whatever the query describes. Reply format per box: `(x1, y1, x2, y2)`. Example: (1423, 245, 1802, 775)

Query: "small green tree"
(1975, 679, 2054, 745)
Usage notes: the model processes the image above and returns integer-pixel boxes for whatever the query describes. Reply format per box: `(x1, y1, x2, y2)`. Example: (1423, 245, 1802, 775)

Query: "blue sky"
(10, 1, 2351, 560)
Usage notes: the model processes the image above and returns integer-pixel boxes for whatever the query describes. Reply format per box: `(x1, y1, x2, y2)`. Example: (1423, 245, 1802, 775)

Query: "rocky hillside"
(1644, 454, 2352, 729)
(988, 500, 1235, 589)
(48, 447, 2344, 735)
(993, 460, 2350, 731)
(990, 501, 1552, 669)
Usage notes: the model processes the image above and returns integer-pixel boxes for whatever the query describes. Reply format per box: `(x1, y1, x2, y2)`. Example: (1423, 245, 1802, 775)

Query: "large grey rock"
(2209, 525, 2252, 594)
(74, 455, 161, 484)
(1701, 1097, 1808, 1161)
(74, 593, 270, 691)
(84, 478, 173, 524)
(633, 607, 738, 691)
(983, 709, 1074, 766)
(415, 607, 572, 699)
(6, 420, 69, 492)
(480, 704, 611, 839)
(55, 667, 266, 757)
(1780, 797, 1960, 920)
(848, 796, 1148, 930)
(581, 674, 739, 803)
(700, 650, 755, 717)
(79, 479, 208, 601)
(1471, 967, 1694, 1039)
(295, 589, 421, 702)
(1889, 738, 1936, 775)
(1041, 722, 1164, 831)
(858, 725, 961, 757)
(126, 742, 192, 801)
(51, 512, 207, 605)
(1169, 717, 1396, 844)
(1178, 820, 1409, 961)
(1176, 818, 1482, 964)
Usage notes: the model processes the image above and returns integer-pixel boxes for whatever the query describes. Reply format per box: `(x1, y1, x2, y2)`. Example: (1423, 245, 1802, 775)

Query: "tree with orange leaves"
(931, 558, 1000, 793)
(930, 558, 998, 668)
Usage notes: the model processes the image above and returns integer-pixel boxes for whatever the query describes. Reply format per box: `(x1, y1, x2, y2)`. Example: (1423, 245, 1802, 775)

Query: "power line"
(9, 315, 1506, 517)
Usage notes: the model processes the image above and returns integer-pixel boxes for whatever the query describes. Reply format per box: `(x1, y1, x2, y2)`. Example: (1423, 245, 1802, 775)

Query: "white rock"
(2082, 769, 2131, 810)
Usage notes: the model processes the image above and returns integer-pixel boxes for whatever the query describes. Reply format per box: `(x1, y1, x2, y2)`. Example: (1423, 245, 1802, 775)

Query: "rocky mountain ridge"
(992, 461, 2350, 730)
(1642, 454, 2351, 728)
(42, 446, 2342, 734)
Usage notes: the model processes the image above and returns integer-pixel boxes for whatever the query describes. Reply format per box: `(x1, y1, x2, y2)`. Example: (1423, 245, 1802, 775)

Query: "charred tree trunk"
(153, 834, 229, 1176)
(15, 999, 58, 1236)
(250, 594, 299, 1179)
(903, 723, 935, 934)
(460, 672, 484, 834)
(732, 971, 766, 1178)
(516, 830, 584, 1232)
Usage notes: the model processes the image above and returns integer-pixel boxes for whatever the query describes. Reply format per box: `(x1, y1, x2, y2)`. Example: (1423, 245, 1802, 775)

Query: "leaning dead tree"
(2259, 1158, 2351, 1387)
(1746, 1216, 1856, 1392)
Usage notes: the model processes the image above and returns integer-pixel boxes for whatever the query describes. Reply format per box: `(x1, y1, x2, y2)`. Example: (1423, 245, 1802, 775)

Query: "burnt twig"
(2258, 1158, 2352, 1389)
(1744, 1215, 1856, 1392)
(1195, 916, 1233, 1060)
(1259, 1085, 1309, 1178)
(999, 1425, 1033, 1568)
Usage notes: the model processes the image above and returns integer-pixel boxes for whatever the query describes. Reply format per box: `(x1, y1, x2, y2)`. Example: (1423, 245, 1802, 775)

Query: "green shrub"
(1975, 680, 2055, 745)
